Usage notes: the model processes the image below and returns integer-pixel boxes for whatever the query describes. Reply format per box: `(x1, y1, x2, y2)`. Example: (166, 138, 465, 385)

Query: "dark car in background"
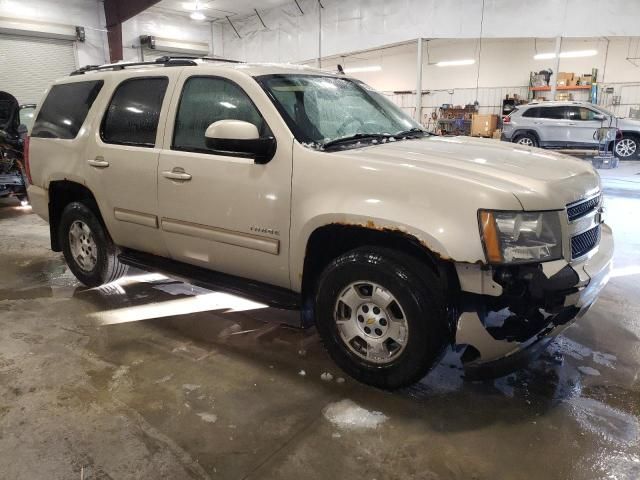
(0, 91, 34, 204)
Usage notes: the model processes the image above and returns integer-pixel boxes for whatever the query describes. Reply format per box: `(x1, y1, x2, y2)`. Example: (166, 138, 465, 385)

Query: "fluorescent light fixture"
(435, 59, 475, 67)
(343, 65, 382, 73)
(534, 49, 597, 60)
(190, 11, 206, 20)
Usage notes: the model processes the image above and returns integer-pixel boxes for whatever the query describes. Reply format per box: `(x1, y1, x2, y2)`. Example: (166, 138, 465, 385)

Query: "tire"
(59, 201, 128, 287)
(513, 132, 538, 148)
(314, 247, 448, 390)
(614, 135, 638, 160)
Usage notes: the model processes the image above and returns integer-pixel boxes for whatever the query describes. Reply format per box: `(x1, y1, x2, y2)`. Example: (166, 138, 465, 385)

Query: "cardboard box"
(471, 114, 498, 137)
(557, 72, 574, 86)
(492, 129, 502, 140)
(579, 74, 593, 85)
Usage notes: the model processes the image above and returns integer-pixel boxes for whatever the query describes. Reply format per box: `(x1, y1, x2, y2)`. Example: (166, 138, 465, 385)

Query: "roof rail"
(70, 56, 199, 76)
(158, 55, 243, 64)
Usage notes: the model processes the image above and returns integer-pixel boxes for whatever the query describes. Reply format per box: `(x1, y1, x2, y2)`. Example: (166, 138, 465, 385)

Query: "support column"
(550, 36, 562, 100)
(415, 38, 423, 124)
(103, 0, 161, 63)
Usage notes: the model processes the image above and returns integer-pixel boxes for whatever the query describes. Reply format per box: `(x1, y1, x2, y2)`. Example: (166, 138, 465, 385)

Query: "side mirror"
(204, 120, 276, 164)
(593, 114, 606, 121)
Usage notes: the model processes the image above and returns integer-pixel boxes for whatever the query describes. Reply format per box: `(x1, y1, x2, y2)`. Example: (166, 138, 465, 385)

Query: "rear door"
(534, 106, 571, 145)
(84, 71, 179, 257)
(565, 106, 601, 147)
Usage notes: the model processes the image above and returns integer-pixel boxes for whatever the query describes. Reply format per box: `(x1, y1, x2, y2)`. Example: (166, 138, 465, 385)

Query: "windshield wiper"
(393, 128, 429, 138)
(322, 133, 391, 150)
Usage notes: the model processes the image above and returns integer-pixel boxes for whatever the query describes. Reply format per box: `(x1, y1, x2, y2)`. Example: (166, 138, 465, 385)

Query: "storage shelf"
(529, 85, 592, 92)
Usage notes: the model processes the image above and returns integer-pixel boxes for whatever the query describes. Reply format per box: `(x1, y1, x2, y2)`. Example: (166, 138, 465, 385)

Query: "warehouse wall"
(214, 0, 640, 63)
(0, 0, 107, 66)
(121, 10, 212, 62)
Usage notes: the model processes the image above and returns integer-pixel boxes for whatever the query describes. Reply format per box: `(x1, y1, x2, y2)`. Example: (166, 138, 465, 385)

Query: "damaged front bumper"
(453, 223, 613, 378)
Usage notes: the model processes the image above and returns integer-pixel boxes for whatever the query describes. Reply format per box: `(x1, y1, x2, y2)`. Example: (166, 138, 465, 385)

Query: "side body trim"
(114, 208, 159, 228)
(161, 217, 280, 255)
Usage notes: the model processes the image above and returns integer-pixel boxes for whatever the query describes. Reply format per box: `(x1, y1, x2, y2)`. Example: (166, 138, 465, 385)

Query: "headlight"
(478, 210, 563, 264)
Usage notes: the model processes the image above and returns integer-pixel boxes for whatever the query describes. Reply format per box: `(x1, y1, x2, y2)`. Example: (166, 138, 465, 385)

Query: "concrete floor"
(1, 162, 639, 480)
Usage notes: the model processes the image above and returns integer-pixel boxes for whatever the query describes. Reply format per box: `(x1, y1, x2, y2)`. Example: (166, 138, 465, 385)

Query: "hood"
(617, 117, 640, 129)
(338, 135, 600, 210)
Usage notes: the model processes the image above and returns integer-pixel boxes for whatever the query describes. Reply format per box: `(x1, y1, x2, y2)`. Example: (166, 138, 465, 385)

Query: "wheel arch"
(48, 180, 105, 251)
(512, 129, 541, 144)
(299, 222, 460, 329)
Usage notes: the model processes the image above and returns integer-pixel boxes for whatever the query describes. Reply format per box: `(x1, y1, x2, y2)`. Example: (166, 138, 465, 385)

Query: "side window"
(173, 76, 269, 153)
(101, 77, 169, 147)
(31, 81, 103, 139)
(538, 107, 565, 120)
(566, 107, 598, 121)
(19, 106, 36, 133)
(522, 107, 541, 118)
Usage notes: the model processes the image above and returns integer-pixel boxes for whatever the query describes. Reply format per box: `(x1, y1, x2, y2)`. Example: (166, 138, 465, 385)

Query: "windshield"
(257, 74, 423, 149)
(591, 104, 619, 118)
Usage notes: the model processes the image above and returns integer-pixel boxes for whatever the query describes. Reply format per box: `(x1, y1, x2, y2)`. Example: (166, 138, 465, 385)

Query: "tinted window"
(566, 107, 599, 121)
(522, 107, 541, 118)
(538, 107, 566, 120)
(173, 76, 269, 153)
(101, 77, 168, 147)
(31, 81, 103, 139)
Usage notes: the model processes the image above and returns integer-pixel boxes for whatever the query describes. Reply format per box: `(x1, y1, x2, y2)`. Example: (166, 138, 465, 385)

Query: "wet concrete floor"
(0, 162, 639, 479)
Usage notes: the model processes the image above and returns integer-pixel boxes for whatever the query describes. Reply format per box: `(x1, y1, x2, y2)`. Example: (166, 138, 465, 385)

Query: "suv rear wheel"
(59, 202, 128, 287)
(513, 132, 538, 148)
(614, 135, 638, 159)
(314, 247, 448, 389)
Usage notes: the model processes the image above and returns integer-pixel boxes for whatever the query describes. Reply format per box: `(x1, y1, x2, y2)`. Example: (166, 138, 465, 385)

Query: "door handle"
(162, 168, 192, 181)
(567, 122, 577, 126)
(87, 156, 109, 168)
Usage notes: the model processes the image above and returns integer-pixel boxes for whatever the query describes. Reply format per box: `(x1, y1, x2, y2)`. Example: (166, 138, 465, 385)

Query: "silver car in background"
(501, 101, 640, 159)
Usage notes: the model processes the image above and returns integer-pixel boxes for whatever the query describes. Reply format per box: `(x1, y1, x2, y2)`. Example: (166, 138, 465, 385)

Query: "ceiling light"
(534, 49, 597, 60)
(343, 65, 382, 73)
(560, 49, 597, 58)
(435, 59, 475, 67)
(190, 11, 206, 20)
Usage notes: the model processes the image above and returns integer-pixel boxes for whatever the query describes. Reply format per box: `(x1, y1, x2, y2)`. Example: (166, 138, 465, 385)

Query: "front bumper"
(454, 223, 613, 376)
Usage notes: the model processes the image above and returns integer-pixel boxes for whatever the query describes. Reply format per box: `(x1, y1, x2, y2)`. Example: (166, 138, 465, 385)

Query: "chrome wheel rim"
(334, 281, 409, 365)
(615, 138, 637, 157)
(516, 137, 534, 147)
(68, 220, 97, 271)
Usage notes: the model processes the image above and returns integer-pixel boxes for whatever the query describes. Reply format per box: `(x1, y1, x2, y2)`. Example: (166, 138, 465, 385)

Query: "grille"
(571, 225, 601, 259)
(567, 195, 601, 222)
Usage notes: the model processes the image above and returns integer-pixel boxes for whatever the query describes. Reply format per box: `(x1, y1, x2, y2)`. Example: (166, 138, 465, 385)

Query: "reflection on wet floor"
(1, 166, 640, 479)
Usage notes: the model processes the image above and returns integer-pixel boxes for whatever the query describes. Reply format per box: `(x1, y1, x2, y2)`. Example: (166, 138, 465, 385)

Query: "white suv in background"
(26, 58, 613, 389)
(502, 101, 640, 159)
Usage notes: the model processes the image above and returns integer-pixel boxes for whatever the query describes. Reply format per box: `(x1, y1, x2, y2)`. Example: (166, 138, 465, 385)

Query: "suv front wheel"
(59, 202, 128, 287)
(314, 247, 448, 389)
(614, 135, 638, 159)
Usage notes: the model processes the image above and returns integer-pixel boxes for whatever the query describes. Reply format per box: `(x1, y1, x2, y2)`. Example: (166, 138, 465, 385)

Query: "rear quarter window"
(31, 80, 103, 139)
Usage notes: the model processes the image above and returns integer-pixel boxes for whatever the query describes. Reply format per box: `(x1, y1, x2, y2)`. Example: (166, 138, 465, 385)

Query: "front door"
(535, 106, 572, 145)
(84, 73, 177, 257)
(565, 106, 601, 147)
(157, 73, 292, 289)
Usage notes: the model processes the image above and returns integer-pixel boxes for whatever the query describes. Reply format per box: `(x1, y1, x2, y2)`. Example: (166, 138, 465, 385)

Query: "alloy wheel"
(516, 137, 534, 147)
(615, 138, 637, 158)
(334, 281, 409, 365)
(68, 220, 98, 271)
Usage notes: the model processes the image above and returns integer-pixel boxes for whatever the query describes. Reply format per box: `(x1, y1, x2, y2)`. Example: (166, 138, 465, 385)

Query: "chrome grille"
(567, 194, 601, 222)
(571, 225, 601, 259)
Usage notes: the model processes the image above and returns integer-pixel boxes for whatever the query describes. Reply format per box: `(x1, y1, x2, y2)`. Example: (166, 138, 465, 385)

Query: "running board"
(118, 249, 300, 311)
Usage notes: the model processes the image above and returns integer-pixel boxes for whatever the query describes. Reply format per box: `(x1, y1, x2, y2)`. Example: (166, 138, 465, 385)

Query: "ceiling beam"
(103, 0, 161, 62)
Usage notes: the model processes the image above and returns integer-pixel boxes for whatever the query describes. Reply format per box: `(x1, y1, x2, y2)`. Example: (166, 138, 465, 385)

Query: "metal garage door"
(0, 34, 76, 105)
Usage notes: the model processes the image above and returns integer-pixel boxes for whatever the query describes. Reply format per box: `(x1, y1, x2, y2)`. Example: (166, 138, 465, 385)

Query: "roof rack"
(70, 55, 242, 76)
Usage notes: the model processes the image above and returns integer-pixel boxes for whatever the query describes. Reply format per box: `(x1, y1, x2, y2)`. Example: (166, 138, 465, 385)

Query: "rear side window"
(101, 77, 169, 147)
(522, 107, 541, 118)
(538, 107, 566, 119)
(31, 81, 103, 139)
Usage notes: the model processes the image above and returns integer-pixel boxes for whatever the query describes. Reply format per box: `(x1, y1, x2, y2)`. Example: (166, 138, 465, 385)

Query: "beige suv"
(26, 57, 613, 389)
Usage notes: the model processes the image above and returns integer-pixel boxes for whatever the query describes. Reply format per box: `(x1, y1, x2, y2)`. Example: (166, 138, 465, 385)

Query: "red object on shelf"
(529, 85, 592, 92)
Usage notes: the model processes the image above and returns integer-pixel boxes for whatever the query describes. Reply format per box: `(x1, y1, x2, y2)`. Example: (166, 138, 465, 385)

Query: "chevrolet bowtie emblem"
(366, 318, 375, 325)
